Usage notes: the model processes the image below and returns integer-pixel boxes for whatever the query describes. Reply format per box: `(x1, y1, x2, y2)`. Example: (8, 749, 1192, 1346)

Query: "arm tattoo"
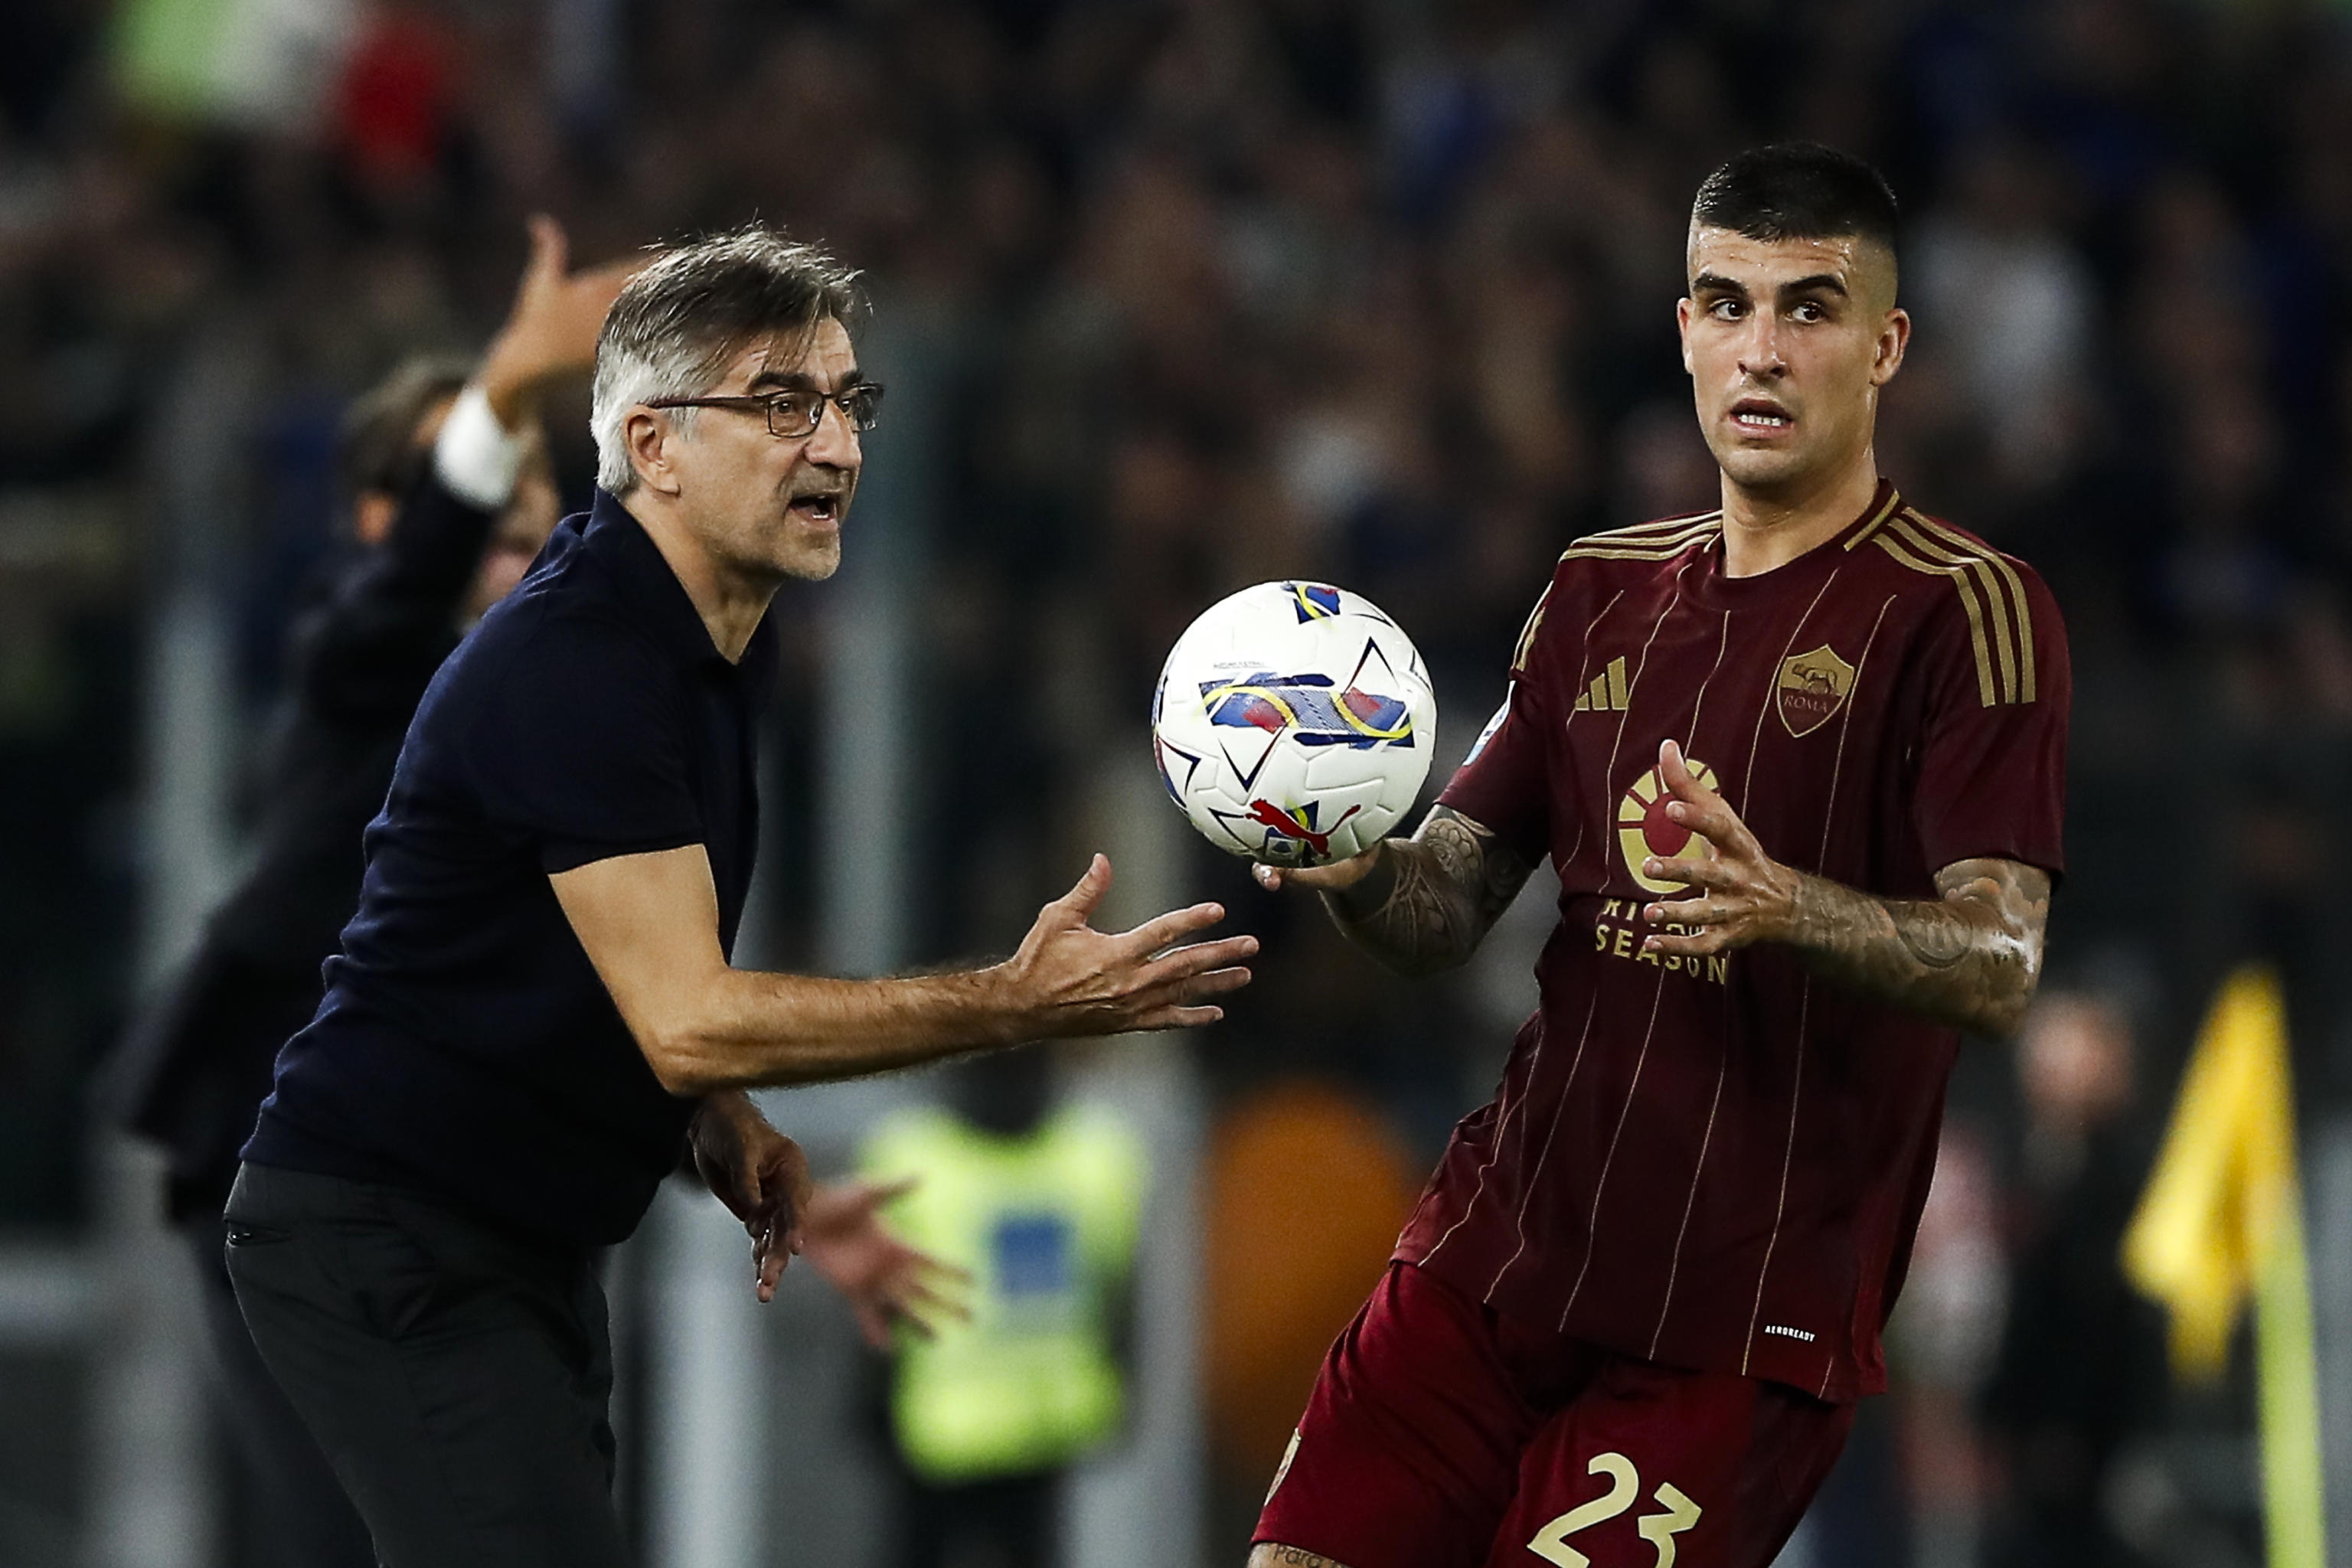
(1322, 806, 1534, 976)
(1788, 858, 2050, 1035)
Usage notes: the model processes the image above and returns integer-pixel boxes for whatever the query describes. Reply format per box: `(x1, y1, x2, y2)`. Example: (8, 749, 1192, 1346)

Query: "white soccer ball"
(1151, 581, 1438, 867)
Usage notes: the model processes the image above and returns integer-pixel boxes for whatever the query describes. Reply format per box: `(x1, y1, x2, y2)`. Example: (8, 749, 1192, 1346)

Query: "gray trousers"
(224, 1163, 630, 1568)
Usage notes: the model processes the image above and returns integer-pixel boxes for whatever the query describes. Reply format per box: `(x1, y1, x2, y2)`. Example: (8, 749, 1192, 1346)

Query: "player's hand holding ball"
(1152, 580, 1437, 892)
(1248, 845, 1380, 893)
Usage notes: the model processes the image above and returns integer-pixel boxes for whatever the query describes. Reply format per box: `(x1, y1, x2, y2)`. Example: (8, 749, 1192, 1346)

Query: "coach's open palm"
(998, 854, 1256, 1037)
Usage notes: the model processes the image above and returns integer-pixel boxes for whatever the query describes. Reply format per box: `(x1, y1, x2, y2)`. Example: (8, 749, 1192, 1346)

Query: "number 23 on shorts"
(1526, 1452, 1702, 1568)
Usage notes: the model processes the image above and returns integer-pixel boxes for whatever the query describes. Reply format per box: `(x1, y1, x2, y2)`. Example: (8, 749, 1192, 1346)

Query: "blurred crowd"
(8, 0, 2352, 1563)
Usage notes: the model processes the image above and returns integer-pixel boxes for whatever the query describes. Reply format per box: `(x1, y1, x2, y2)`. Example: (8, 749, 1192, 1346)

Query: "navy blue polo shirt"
(243, 488, 775, 1246)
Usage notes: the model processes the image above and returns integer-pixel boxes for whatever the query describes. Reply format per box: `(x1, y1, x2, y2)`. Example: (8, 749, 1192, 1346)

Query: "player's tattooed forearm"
(1324, 829, 1464, 966)
(1792, 859, 2050, 1034)
(1891, 905, 1971, 968)
(1252, 1547, 1348, 1568)
(1325, 806, 1534, 975)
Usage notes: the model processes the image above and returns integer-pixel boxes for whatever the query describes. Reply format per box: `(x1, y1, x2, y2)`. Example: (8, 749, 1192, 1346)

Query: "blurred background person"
(1978, 988, 2167, 1568)
(102, 214, 618, 1568)
(862, 1051, 1145, 1568)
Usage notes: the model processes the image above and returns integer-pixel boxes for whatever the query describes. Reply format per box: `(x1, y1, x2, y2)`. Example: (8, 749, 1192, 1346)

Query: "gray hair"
(590, 226, 864, 495)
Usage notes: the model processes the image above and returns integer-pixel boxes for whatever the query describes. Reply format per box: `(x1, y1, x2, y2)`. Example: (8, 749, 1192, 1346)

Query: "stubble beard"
(776, 466, 852, 583)
(765, 502, 844, 582)
(1711, 437, 1812, 503)
(784, 534, 843, 582)
(1710, 407, 1873, 510)
(705, 508, 842, 590)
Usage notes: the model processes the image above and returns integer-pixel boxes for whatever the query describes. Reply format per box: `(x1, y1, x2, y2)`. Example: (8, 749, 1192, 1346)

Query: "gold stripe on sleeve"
(1873, 532, 2000, 707)
(1510, 583, 1553, 675)
(1560, 517, 1723, 563)
(1578, 509, 1725, 543)
(1903, 511, 2037, 702)
(1884, 514, 2020, 704)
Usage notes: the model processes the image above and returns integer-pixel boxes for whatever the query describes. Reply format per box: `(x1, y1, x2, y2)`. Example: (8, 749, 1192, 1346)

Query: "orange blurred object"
(1204, 1080, 1421, 1483)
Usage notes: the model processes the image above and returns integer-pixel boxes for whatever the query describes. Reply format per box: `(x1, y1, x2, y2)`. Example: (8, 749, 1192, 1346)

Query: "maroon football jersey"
(1399, 480, 2069, 1402)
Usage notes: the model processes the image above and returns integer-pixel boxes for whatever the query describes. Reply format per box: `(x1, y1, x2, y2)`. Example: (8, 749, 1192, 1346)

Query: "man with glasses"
(223, 226, 1256, 1568)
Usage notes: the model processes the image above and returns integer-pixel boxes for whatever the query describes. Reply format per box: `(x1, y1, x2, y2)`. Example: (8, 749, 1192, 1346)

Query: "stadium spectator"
(1979, 990, 2167, 1568)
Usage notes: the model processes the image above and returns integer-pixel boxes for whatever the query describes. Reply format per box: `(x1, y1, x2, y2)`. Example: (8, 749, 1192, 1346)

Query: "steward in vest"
(862, 1050, 1146, 1568)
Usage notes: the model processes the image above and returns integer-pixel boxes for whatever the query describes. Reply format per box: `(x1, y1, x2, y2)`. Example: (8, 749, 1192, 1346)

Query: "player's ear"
(1675, 296, 1696, 374)
(1872, 307, 1911, 387)
(626, 407, 684, 498)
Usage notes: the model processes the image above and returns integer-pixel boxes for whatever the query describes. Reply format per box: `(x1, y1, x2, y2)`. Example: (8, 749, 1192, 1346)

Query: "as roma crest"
(1776, 645, 1856, 738)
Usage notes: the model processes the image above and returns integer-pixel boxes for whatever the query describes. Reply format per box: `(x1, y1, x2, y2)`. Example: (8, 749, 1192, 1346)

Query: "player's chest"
(1537, 582, 1919, 871)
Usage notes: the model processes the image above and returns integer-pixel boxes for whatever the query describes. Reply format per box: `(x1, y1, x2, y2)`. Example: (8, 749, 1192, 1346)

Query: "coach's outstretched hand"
(995, 855, 1256, 1039)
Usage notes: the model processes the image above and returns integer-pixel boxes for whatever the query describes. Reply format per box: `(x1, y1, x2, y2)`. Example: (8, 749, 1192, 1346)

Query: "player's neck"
(622, 496, 773, 664)
(1717, 455, 1884, 580)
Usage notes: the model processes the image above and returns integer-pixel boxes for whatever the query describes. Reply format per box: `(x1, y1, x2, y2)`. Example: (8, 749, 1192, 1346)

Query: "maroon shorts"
(1253, 1263, 1854, 1568)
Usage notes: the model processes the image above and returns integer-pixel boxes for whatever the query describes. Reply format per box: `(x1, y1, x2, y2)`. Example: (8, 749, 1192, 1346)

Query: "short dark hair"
(591, 225, 864, 495)
(1690, 143, 1900, 265)
(340, 353, 473, 500)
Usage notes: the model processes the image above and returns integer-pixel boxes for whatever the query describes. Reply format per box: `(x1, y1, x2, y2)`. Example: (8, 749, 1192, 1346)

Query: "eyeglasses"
(645, 383, 885, 439)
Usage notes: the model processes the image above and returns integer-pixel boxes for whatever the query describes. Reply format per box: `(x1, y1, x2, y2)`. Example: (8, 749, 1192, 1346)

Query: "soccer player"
(223, 227, 1254, 1568)
(1248, 144, 2067, 1568)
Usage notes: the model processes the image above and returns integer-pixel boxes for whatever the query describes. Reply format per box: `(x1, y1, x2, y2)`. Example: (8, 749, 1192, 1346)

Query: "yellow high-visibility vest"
(861, 1102, 1145, 1483)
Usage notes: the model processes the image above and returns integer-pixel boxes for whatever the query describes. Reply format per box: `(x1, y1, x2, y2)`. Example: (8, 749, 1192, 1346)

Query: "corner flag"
(2121, 966, 2324, 1568)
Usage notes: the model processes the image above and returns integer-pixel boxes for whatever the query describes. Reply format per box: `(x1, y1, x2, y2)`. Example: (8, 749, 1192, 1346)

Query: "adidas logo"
(1572, 656, 1630, 714)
